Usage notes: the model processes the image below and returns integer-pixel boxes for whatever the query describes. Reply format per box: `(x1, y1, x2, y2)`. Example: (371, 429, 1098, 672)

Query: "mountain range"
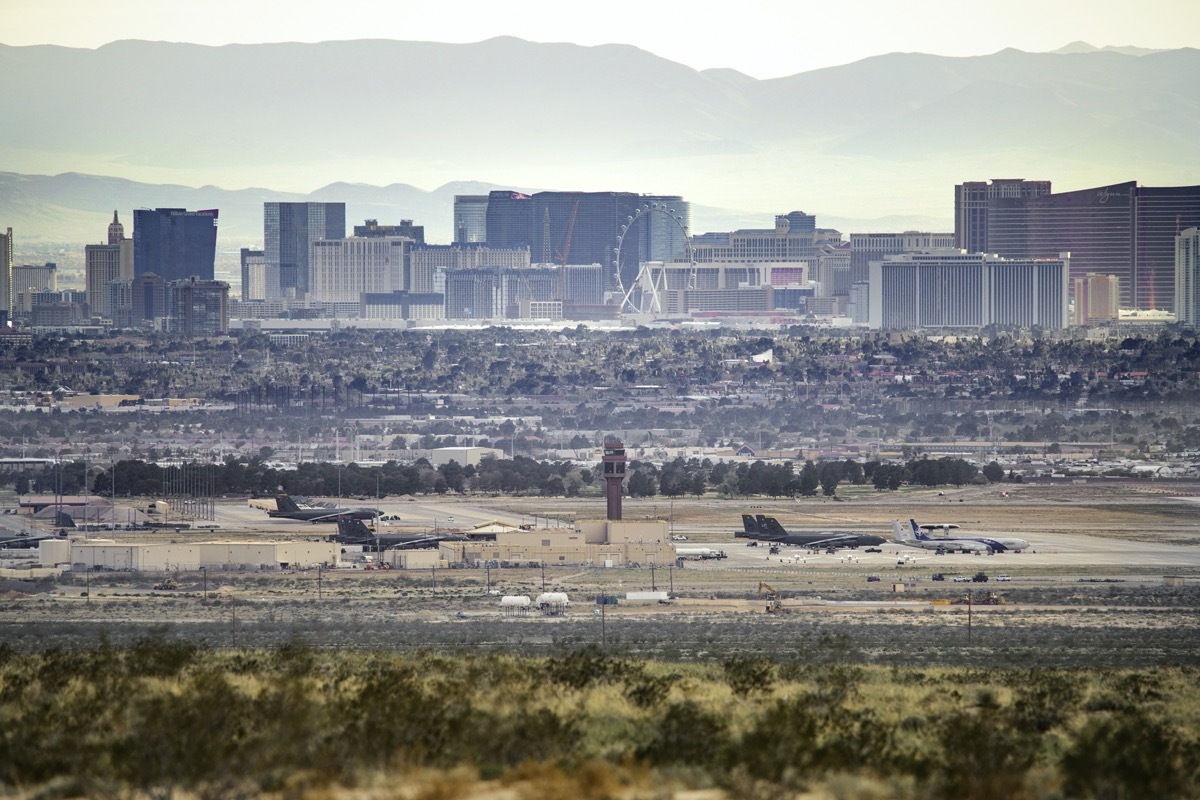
(1, 37, 1197, 248)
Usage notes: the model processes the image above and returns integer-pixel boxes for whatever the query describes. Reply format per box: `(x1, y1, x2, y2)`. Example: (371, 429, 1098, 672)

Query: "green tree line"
(4, 454, 1003, 501)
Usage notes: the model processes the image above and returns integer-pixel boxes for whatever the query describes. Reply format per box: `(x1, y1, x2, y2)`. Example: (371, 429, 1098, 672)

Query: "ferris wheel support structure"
(612, 203, 695, 317)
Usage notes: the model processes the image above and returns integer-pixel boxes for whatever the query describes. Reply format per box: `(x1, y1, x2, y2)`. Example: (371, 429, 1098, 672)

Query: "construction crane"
(553, 200, 580, 303)
(758, 581, 783, 613)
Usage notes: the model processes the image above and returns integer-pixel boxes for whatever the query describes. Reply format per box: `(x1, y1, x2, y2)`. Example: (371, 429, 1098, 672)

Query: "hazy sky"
(6, 0, 1199, 78)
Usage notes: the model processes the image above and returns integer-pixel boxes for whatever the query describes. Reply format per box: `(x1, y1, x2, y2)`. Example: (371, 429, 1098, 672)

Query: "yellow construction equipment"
(758, 581, 783, 613)
(950, 591, 1005, 605)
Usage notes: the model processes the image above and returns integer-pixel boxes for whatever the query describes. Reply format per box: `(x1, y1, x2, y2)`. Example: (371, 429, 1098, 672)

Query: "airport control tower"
(602, 439, 628, 520)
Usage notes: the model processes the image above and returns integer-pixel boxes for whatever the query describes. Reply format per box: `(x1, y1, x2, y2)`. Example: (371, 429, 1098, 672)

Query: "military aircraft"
(0, 530, 67, 549)
(738, 514, 886, 552)
(891, 519, 992, 554)
(267, 492, 381, 522)
(333, 515, 468, 551)
(915, 520, 1030, 552)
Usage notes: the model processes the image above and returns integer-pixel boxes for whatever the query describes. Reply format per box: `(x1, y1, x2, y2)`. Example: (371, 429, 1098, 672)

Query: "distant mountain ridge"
(1051, 41, 1170, 56)
(1, 37, 1197, 245)
(1, 171, 947, 249)
(0, 171, 487, 244)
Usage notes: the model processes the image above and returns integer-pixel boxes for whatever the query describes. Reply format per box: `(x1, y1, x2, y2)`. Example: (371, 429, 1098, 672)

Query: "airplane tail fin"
(759, 516, 787, 536)
(335, 515, 375, 543)
(910, 519, 928, 540)
(892, 520, 909, 541)
(741, 514, 760, 535)
(275, 493, 301, 514)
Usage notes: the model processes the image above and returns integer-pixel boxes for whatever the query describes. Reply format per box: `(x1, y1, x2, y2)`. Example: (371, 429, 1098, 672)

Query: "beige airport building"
(32, 442, 671, 572)
(41, 539, 337, 572)
(439, 518, 674, 568)
(35, 523, 669, 573)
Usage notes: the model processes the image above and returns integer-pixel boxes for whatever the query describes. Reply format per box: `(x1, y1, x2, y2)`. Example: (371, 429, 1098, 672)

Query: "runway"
(98, 489, 1200, 581)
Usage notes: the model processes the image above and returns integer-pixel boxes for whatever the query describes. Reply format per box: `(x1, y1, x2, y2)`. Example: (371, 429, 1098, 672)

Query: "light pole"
(201, 566, 207, 601)
(967, 590, 973, 643)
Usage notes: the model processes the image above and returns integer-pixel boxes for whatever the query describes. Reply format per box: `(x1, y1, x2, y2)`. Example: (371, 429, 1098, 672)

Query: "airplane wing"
(306, 512, 348, 523)
(388, 533, 467, 550)
(388, 536, 445, 550)
(307, 508, 379, 523)
(0, 534, 62, 549)
(798, 533, 861, 548)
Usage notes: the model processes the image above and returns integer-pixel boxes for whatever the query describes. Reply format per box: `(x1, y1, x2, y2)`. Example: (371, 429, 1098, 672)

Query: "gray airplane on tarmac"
(913, 519, 1030, 552)
(266, 493, 381, 523)
(892, 519, 993, 554)
(334, 515, 469, 552)
(737, 514, 886, 552)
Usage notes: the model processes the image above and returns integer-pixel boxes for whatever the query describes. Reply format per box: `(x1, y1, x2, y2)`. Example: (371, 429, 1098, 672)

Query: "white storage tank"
(535, 592, 570, 613)
(500, 595, 531, 616)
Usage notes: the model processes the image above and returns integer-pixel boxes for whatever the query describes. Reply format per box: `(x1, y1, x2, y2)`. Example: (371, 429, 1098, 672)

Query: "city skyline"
(5, 0, 1198, 79)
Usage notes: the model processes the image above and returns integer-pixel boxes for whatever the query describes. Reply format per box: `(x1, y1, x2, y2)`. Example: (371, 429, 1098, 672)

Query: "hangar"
(43, 539, 336, 572)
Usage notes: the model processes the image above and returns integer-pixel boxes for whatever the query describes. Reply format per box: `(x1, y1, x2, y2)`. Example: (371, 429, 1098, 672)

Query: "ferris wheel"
(612, 202, 696, 316)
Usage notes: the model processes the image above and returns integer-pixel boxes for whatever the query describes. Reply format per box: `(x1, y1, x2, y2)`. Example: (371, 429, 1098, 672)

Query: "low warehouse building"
(68, 540, 337, 571)
(383, 549, 444, 570)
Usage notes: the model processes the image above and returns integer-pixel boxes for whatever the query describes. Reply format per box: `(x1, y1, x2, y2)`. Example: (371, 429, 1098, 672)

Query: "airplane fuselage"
(906, 538, 992, 554)
(916, 531, 1027, 553)
(268, 507, 381, 521)
(736, 523, 885, 551)
(918, 522, 1028, 552)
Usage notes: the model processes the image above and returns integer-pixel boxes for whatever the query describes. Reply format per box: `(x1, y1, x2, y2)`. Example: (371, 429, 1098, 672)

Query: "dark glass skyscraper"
(1136, 186, 1200, 311)
(985, 181, 1200, 310)
(133, 208, 218, 283)
(484, 191, 689, 291)
(954, 179, 1052, 254)
(453, 195, 489, 244)
(264, 202, 346, 298)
